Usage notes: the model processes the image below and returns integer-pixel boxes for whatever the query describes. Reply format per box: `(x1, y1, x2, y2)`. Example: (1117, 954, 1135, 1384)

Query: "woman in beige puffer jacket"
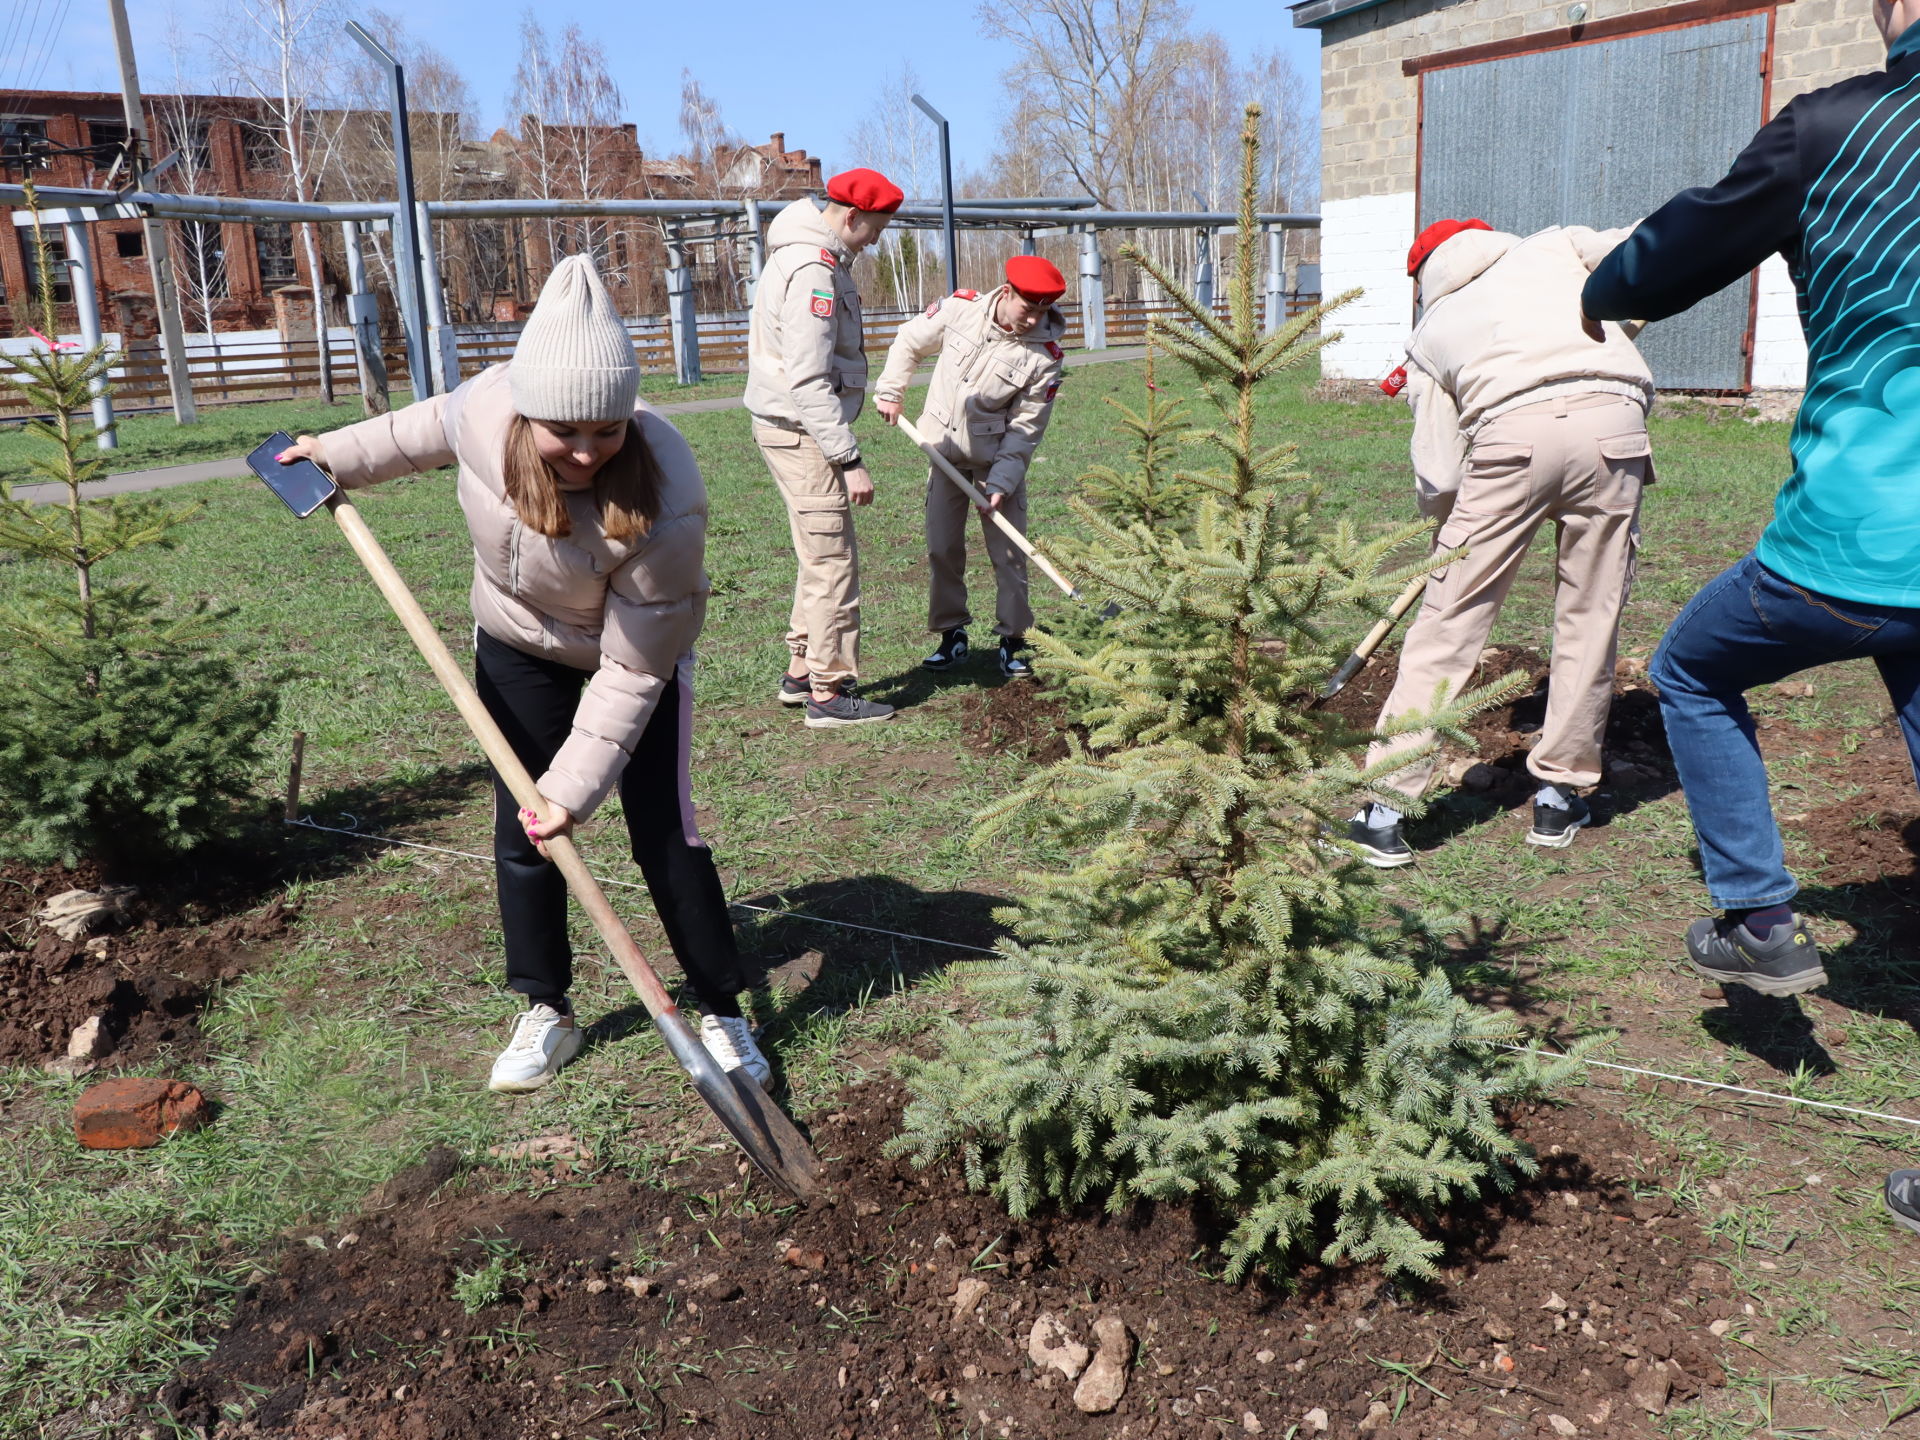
(278, 256, 768, 1094)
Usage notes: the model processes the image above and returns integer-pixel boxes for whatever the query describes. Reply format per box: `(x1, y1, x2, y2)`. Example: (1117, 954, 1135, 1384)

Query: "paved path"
(10, 345, 1151, 504)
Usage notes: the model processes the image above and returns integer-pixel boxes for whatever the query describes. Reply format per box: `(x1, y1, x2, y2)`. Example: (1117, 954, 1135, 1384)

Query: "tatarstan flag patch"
(810, 288, 835, 318)
(819, 247, 836, 265)
(1045, 341, 1063, 359)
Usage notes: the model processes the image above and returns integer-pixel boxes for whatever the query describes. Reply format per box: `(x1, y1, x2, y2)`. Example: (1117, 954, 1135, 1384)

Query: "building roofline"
(1290, 0, 1398, 27)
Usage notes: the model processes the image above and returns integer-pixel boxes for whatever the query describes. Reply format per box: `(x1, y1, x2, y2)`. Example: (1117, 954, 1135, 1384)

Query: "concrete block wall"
(1313, 0, 1872, 382)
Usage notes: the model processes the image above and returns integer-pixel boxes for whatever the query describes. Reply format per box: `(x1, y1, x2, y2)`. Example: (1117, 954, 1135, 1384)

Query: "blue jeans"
(1651, 553, 1920, 910)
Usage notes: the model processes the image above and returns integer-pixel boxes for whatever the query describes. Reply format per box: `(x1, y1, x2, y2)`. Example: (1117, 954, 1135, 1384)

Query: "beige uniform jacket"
(745, 198, 867, 465)
(1405, 225, 1653, 512)
(873, 284, 1067, 497)
(313, 364, 710, 822)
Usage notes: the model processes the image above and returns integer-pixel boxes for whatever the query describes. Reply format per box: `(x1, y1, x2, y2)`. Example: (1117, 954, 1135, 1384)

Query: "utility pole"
(107, 0, 197, 424)
(910, 94, 958, 295)
(346, 19, 432, 399)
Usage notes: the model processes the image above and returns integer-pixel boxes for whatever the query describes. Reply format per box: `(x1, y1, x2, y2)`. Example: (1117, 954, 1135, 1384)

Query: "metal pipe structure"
(1193, 227, 1215, 315)
(0, 183, 392, 223)
(346, 21, 432, 400)
(415, 201, 461, 394)
(108, 0, 196, 425)
(340, 219, 390, 413)
(60, 221, 116, 449)
(1078, 229, 1106, 351)
(663, 228, 701, 387)
(1264, 226, 1287, 335)
(743, 197, 765, 306)
(426, 197, 744, 221)
(910, 94, 959, 294)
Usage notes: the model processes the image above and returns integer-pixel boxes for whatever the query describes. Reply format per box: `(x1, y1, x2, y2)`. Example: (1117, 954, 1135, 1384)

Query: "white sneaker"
(699, 1013, 771, 1087)
(488, 1003, 583, 1093)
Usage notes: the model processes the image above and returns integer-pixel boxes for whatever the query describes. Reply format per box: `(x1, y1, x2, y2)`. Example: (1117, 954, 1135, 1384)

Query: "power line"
(22, 0, 72, 96)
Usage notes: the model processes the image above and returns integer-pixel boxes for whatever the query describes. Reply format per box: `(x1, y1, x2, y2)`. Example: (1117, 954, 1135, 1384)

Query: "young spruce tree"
(893, 107, 1582, 1282)
(0, 181, 278, 868)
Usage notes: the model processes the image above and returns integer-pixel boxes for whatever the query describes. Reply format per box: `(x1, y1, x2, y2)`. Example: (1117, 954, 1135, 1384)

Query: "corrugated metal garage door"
(1420, 14, 1770, 390)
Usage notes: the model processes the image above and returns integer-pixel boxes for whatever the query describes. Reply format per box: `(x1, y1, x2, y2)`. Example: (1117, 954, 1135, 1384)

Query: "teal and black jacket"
(1584, 22, 1920, 607)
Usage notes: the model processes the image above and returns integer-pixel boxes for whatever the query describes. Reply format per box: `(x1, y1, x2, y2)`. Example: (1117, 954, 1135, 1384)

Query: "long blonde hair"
(503, 415, 661, 543)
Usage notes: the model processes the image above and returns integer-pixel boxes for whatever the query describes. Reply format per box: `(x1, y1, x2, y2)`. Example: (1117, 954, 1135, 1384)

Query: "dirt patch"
(958, 681, 1084, 765)
(1318, 645, 1672, 801)
(164, 1086, 1733, 1440)
(0, 857, 295, 1066)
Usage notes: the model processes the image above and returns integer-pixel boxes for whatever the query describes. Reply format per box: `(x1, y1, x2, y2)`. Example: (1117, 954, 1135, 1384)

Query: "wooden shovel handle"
(327, 493, 679, 1020)
(895, 413, 1081, 600)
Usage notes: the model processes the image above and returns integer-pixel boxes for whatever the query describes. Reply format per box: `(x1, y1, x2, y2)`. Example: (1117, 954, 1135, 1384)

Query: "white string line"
(1499, 1046, 1920, 1131)
(285, 816, 998, 954)
(286, 816, 1920, 1135)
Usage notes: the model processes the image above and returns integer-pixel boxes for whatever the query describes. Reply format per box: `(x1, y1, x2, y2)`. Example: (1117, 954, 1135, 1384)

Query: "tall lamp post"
(910, 93, 958, 295)
(346, 19, 432, 400)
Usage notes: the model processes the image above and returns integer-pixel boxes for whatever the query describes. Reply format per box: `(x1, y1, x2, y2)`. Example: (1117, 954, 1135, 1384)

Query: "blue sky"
(31, 0, 1320, 177)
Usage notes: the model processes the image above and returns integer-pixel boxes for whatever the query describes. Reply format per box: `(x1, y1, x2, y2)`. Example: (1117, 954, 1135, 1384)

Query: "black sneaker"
(1684, 913, 1827, 997)
(777, 672, 810, 707)
(1887, 1170, 1920, 1236)
(999, 636, 1033, 678)
(804, 687, 895, 729)
(1347, 815, 1413, 869)
(1526, 794, 1591, 849)
(923, 627, 969, 671)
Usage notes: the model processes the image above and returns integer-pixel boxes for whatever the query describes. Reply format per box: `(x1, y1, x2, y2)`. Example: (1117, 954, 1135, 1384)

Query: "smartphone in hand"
(246, 430, 337, 518)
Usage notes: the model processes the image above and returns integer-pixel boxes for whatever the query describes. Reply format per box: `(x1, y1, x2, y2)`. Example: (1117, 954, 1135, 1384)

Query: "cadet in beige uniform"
(746, 167, 902, 728)
(874, 256, 1068, 677)
(1348, 217, 1654, 868)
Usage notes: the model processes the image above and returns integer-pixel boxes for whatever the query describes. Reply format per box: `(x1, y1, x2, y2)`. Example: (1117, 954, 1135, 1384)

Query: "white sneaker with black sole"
(488, 1002, 583, 1093)
(700, 1013, 772, 1087)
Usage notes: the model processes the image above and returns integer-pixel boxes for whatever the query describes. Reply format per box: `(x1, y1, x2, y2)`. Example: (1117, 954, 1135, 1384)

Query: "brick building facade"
(1293, 0, 1876, 389)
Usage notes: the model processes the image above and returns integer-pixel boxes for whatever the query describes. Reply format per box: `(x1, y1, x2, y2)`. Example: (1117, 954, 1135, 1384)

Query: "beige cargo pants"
(926, 466, 1033, 639)
(756, 424, 861, 689)
(1366, 391, 1650, 802)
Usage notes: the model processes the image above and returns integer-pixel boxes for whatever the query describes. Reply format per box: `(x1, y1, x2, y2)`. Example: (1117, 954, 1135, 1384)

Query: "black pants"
(474, 628, 743, 1009)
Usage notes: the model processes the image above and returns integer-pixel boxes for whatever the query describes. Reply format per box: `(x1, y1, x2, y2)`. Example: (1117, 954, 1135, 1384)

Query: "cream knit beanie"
(508, 254, 640, 422)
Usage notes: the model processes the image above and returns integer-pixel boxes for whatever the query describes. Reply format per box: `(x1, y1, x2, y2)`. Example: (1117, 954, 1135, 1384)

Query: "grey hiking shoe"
(1527, 794, 1592, 849)
(1887, 1170, 1920, 1236)
(1685, 913, 1827, 997)
(777, 672, 810, 706)
(804, 686, 894, 729)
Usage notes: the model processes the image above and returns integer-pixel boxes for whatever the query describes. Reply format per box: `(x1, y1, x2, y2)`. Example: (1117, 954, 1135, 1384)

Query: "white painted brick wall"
(1319, 192, 1416, 380)
(1750, 254, 1807, 390)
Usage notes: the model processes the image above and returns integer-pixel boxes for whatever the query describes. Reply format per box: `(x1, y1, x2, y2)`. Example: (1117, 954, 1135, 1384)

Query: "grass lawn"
(0, 347, 1915, 1436)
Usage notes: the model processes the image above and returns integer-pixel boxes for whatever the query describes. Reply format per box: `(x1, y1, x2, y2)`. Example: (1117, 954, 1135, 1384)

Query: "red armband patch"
(1045, 341, 1063, 360)
(1379, 365, 1408, 397)
(810, 289, 835, 318)
(819, 248, 837, 266)
(953, 288, 978, 300)
(924, 298, 942, 318)
(1045, 382, 1059, 400)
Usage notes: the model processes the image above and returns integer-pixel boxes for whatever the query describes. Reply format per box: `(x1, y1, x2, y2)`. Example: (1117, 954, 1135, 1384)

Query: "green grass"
(0, 346, 1913, 1436)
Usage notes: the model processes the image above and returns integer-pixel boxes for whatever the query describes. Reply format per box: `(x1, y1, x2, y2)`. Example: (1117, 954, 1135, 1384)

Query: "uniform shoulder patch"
(810, 288, 835, 319)
(924, 298, 943, 318)
(1045, 382, 1060, 401)
(953, 288, 978, 300)
(1044, 340, 1063, 360)
(819, 247, 837, 266)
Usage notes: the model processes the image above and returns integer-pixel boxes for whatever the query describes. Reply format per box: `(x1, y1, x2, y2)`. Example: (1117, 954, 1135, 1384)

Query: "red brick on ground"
(73, 1077, 211, 1149)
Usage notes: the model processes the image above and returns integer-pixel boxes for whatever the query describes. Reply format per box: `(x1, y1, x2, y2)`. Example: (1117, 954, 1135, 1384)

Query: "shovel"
(895, 413, 1082, 601)
(283, 484, 825, 1202)
(1319, 574, 1429, 700)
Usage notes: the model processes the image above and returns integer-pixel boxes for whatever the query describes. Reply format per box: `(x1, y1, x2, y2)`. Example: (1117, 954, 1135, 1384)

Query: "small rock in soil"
(1027, 1312, 1090, 1381)
(1072, 1315, 1132, 1414)
(1548, 1415, 1579, 1436)
(1356, 1399, 1392, 1432)
(73, 1077, 210, 1149)
(1302, 1409, 1330, 1434)
(67, 1014, 110, 1060)
(949, 1276, 989, 1327)
(1629, 1360, 1673, 1414)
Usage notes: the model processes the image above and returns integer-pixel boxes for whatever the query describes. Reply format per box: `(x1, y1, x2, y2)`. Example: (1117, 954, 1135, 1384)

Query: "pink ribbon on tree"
(27, 327, 78, 352)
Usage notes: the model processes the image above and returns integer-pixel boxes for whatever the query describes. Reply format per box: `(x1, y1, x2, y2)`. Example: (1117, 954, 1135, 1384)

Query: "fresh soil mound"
(959, 680, 1082, 764)
(163, 1086, 1732, 1440)
(0, 857, 294, 1066)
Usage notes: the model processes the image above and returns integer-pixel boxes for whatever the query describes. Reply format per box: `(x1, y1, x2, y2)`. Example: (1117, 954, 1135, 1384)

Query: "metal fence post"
(665, 229, 701, 386)
(1078, 228, 1106, 351)
(1193, 227, 1215, 317)
(416, 201, 461, 393)
(61, 221, 116, 449)
(346, 22, 431, 401)
(342, 219, 391, 413)
(744, 197, 764, 307)
(1264, 226, 1287, 334)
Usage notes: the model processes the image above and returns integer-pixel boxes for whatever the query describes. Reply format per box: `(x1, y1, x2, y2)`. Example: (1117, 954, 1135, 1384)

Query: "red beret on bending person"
(1407, 218, 1493, 276)
(825, 168, 904, 214)
(1005, 255, 1067, 303)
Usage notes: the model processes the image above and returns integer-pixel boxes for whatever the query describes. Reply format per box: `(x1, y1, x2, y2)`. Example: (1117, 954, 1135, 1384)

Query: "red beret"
(826, 168, 903, 214)
(1005, 255, 1066, 302)
(1407, 218, 1492, 276)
